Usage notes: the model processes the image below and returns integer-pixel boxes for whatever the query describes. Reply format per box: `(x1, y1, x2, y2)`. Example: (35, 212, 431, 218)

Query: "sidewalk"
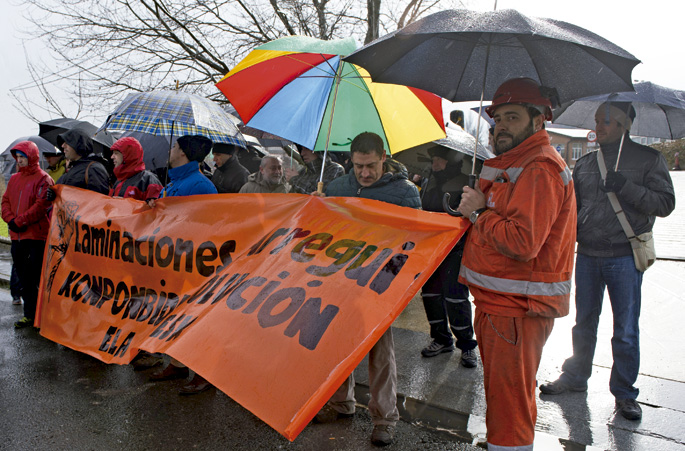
(2, 250, 684, 449)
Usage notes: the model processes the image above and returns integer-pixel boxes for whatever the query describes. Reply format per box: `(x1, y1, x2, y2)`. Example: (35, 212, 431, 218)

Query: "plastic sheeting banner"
(37, 185, 469, 440)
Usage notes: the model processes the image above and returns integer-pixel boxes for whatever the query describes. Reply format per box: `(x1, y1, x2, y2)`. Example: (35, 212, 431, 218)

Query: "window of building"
(572, 143, 583, 160)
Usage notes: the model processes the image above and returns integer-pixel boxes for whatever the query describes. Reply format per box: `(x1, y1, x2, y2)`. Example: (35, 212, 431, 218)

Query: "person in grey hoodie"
(239, 155, 291, 193)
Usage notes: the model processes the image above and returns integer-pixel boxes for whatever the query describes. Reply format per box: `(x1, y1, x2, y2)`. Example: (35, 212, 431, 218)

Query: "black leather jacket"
(573, 135, 675, 257)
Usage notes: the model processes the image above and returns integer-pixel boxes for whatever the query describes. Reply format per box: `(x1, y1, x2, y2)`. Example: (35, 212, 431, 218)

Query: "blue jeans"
(560, 254, 642, 400)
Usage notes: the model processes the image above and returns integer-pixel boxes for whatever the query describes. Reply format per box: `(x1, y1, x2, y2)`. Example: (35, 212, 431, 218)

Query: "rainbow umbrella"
(215, 36, 446, 156)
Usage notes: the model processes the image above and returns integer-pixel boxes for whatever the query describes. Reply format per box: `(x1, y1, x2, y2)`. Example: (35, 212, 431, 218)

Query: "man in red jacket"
(2, 141, 55, 328)
(457, 78, 577, 450)
(109, 137, 162, 201)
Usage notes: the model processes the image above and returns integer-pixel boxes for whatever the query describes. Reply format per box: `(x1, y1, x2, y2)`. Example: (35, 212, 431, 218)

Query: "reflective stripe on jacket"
(459, 131, 577, 318)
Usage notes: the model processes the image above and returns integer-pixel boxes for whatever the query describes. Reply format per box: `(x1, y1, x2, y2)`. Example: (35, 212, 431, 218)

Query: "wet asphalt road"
(0, 289, 481, 451)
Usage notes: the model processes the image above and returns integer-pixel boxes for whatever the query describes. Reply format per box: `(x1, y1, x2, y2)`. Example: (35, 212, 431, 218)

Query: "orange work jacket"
(459, 131, 576, 318)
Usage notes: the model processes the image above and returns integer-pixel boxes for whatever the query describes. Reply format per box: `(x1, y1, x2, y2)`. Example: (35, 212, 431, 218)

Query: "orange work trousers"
(474, 308, 554, 449)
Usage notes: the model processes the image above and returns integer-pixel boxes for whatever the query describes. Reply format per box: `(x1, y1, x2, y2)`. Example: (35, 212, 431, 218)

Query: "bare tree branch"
(13, 0, 461, 123)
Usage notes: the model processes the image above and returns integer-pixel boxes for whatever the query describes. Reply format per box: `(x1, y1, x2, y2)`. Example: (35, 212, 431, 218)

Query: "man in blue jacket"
(146, 134, 216, 394)
(154, 135, 218, 198)
(314, 132, 420, 446)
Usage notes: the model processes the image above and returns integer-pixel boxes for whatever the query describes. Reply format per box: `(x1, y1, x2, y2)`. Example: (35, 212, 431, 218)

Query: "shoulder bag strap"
(596, 148, 636, 240)
(84, 161, 95, 187)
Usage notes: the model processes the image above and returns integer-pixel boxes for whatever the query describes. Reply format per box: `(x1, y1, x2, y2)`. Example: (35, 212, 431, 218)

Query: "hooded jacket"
(161, 160, 217, 197)
(109, 138, 163, 200)
(459, 131, 577, 318)
(56, 129, 110, 194)
(46, 158, 67, 182)
(421, 161, 469, 213)
(325, 168, 421, 208)
(1, 141, 54, 241)
(289, 155, 345, 194)
(573, 134, 675, 257)
(211, 156, 250, 194)
(239, 172, 291, 194)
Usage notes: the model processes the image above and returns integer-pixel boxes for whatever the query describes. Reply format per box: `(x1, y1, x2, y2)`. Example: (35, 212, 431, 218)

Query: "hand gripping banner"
(37, 185, 469, 440)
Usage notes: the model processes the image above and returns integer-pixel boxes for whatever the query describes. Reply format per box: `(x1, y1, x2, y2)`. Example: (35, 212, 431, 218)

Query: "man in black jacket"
(55, 129, 110, 194)
(540, 102, 675, 421)
(210, 143, 249, 193)
(419, 147, 477, 368)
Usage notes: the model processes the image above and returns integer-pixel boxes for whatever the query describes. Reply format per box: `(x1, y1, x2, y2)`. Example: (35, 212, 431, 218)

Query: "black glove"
(45, 187, 56, 201)
(602, 170, 627, 193)
(8, 219, 28, 233)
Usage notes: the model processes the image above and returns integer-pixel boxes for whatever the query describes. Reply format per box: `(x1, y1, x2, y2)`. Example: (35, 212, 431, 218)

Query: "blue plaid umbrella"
(97, 90, 246, 147)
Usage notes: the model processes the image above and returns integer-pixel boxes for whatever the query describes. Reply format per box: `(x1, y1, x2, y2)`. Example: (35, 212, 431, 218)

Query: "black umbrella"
(346, 8, 640, 215)
(1, 136, 58, 181)
(39, 118, 117, 155)
(345, 9, 640, 104)
(394, 126, 493, 179)
(553, 81, 685, 140)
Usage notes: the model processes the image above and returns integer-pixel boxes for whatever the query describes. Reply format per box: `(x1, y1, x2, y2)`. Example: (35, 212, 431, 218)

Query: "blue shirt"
(161, 161, 217, 198)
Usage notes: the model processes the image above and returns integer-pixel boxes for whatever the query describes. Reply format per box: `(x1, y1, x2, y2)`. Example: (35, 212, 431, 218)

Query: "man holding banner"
(313, 132, 420, 447)
(457, 78, 577, 451)
(147, 135, 217, 394)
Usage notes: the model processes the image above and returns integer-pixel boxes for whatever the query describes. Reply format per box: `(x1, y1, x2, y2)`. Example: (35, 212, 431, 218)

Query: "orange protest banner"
(37, 185, 469, 440)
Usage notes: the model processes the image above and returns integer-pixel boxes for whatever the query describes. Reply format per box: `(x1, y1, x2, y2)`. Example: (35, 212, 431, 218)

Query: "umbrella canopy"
(394, 126, 493, 178)
(39, 118, 117, 155)
(215, 36, 446, 155)
(97, 90, 247, 147)
(115, 131, 171, 172)
(1, 135, 58, 181)
(344, 9, 640, 104)
(553, 81, 685, 139)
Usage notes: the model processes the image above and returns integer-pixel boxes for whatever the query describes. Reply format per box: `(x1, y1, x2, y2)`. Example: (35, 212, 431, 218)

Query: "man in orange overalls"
(457, 78, 577, 450)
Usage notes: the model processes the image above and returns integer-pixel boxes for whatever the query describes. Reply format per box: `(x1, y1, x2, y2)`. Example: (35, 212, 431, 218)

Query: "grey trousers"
(328, 327, 399, 425)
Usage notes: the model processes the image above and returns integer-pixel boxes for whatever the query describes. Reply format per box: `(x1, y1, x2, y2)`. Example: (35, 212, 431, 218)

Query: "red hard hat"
(485, 77, 554, 121)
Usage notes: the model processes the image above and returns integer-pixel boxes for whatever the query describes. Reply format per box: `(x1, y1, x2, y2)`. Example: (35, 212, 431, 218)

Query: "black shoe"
(149, 364, 189, 381)
(616, 398, 642, 420)
(131, 353, 164, 371)
(371, 424, 395, 446)
(179, 375, 212, 395)
(313, 404, 354, 423)
(460, 349, 477, 368)
(421, 340, 455, 357)
(539, 378, 587, 395)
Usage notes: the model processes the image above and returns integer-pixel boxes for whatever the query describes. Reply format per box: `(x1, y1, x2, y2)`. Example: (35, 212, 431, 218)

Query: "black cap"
(177, 135, 213, 162)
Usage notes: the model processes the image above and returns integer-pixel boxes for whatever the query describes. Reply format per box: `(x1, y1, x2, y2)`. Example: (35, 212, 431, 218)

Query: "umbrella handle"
(317, 181, 324, 194)
(442, 174, 478, 217)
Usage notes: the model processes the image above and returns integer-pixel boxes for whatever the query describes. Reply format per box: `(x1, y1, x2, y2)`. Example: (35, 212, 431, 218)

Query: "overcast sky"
(2, 0, 684, 151)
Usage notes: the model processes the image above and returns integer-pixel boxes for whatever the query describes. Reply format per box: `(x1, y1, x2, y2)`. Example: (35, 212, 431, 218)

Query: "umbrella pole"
(317, 60, 344, 194)
(165, 121, 175, 186)
(443, 35, 492, 217)
(470, 34, 493, 187)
